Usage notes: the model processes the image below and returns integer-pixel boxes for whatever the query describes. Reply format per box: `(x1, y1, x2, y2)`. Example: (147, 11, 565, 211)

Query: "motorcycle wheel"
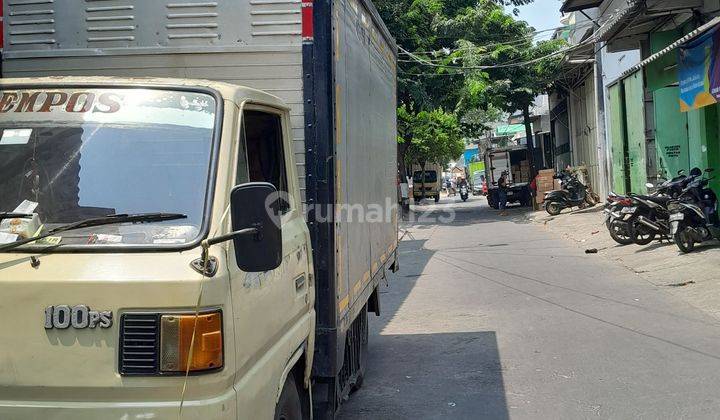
(545, 201, 562, 216)
(630, 223, 655, 245)
(608, 220, 634, 245)
(674, 227, 696, 253)
(585, 194, 598, 206)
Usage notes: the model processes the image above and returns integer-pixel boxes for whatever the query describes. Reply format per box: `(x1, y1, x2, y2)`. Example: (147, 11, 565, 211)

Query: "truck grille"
(119, 314, 160, 375)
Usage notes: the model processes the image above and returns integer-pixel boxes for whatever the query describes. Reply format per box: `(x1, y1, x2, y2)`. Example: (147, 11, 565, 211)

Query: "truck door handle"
(294, 274, 306, 292)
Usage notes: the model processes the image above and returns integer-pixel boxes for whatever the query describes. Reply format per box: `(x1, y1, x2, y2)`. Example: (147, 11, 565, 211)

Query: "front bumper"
(0, 388, 236, 419)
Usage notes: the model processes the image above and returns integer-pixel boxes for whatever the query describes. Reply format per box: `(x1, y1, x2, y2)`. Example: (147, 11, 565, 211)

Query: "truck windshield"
(413, 171, 438, 183)
(0, 88, 216, 248)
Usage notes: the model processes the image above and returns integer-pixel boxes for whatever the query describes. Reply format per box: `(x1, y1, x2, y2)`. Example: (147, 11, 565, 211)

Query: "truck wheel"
(275, 372, 304, 420)
(434, 194, 440, 203)
(545, 201, 562, 216)
(351, 305, 369, 393)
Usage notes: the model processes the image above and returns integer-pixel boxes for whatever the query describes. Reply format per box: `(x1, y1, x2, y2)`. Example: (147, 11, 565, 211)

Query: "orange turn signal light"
(160, 311, 223, 373)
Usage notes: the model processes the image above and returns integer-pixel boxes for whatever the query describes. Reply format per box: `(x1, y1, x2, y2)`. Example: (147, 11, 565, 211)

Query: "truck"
(484, 145, 534, 209)
(0, 0, 398, 419)
(411, 163, 443, 203)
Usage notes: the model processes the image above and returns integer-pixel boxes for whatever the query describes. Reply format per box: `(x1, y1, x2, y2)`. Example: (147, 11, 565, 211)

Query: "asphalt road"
(339, 196, 720, 419)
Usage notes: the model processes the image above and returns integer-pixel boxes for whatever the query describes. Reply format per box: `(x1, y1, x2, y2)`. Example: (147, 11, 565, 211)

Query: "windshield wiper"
(0, 212, 34, 222)
(0, 212, 187, 252)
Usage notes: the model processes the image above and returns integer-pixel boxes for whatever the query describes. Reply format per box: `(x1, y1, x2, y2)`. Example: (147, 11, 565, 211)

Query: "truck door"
(489, 152, 511, 185)
(228, 106, 312, 417)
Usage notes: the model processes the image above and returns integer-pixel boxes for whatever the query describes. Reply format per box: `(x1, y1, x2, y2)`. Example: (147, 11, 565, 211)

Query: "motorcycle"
(459, 184, 469, 202)
(604, 193, 635, 245)
(622, 170, 697, 246)
(543, 172, 596, 215)
(668, 169, 718, 253)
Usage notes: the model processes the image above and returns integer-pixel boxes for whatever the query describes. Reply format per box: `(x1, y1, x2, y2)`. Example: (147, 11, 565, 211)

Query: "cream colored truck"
(0, 0, 398, 419)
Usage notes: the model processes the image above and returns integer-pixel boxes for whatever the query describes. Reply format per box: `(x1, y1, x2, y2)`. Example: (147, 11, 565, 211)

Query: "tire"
(608, 219, 634, 245)
(488, 196, 498, 209)
(351, 306, 369, 393)
(275, 372, 304, 420)
(631, 223, 656, 245)
(434, 194, 440, 203)
(674, 227, 696, 253)
(545, 201, 562, 216)
(585, 194, 598, 206)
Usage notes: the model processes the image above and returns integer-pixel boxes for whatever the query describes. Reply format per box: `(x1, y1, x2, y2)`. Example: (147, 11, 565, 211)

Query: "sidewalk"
(529, 206, 720, 321)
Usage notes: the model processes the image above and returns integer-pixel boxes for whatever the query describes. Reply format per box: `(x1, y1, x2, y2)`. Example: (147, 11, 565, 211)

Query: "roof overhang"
(620, 15, 720, 79)
(599, 0, 703, 52)
(560, 0, 602, 13)
(596, 0, 644, 43)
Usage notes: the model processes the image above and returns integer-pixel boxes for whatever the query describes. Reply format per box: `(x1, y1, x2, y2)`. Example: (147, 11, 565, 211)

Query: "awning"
(560, 0, 602, 14)
(495, 124, 526, 136)
(620, 15, 720, 79)
(595, 0, 643, 42)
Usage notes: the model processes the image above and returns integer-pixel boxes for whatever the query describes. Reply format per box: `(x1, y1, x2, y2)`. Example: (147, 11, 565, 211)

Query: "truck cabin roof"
(0, 76, 290, 111)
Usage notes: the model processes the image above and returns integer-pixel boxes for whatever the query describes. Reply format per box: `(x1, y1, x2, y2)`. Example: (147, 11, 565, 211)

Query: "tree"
(374, 0, 567, 178)
(398, 107, 464, 198)
(439, 3, 565, 171)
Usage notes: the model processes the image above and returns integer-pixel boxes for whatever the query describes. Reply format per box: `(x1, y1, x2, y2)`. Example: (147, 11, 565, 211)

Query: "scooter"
(604, 193, 635, 245)
(623, 169, 697, 245)
(459, 185, 469, 202)
(543, 172, 595, 215)
(668, 169, 718, 253)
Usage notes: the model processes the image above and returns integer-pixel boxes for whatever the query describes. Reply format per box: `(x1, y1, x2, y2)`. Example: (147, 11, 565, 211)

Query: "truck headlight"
(160, 311, 223, 373)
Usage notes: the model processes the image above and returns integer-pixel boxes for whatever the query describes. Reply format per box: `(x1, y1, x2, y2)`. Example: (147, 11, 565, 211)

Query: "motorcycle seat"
(635, 195, 671, 205)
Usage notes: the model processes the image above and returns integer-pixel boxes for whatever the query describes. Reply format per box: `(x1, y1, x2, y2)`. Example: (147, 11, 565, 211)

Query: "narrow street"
(340, 196, 720, 419)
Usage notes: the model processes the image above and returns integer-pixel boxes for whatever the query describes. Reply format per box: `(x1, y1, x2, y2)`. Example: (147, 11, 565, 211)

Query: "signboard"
(678, 25, 720, 111)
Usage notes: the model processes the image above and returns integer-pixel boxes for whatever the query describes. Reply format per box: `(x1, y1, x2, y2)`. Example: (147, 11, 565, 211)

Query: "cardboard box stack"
(535, 169, 556, 204)
(519, 160, 530, 182)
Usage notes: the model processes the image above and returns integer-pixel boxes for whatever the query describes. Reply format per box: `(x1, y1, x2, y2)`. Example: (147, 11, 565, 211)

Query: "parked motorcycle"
(544, 172, 596, 215)
(604, 193, 635, 245)
(622, 170, 697, 245)
(459, 184, 469, 202)
(668, 169, 719, 253)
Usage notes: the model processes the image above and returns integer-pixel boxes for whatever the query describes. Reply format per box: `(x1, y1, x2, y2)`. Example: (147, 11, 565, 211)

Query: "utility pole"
(581, 9, 610, 199)
(594, 44, 609, 198)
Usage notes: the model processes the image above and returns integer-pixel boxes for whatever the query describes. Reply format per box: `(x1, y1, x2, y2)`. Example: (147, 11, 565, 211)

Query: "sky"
(510, 0, 565, 39)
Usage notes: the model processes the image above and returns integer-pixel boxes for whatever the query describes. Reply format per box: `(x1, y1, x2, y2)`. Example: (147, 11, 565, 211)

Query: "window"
(413, 171, 438, 184)
(0, 88, 216, 247)
(237, 110, 290, 213)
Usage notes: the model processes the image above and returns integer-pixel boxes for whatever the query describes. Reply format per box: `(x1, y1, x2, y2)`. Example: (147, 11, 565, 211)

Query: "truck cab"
(412, 164, 442, 203)
(0, 78, 315, 419)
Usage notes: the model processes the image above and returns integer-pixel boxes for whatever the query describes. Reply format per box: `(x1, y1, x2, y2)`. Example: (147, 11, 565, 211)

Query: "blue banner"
(679, 25, 720, 111)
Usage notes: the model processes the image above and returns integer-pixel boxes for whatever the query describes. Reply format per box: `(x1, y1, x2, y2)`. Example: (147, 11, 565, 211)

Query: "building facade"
(560, 0, 720, 197)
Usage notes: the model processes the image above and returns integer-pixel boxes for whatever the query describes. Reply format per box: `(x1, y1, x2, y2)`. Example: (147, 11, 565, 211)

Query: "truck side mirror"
(230, 182, 282, 272)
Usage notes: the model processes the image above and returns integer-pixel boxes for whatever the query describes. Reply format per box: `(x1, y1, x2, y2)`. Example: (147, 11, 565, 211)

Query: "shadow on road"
(340, 234, 509, 419)
(344, 331, 508, 420)
(406, 198, 535, 228)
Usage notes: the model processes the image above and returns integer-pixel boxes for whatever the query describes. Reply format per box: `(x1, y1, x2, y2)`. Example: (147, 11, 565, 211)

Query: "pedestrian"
(498, 170, 509, 216)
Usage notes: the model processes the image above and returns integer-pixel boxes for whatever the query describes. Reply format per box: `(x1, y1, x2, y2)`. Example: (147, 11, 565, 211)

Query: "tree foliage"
(398, 106, 464, 170)
(373, 0, 565, 172)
